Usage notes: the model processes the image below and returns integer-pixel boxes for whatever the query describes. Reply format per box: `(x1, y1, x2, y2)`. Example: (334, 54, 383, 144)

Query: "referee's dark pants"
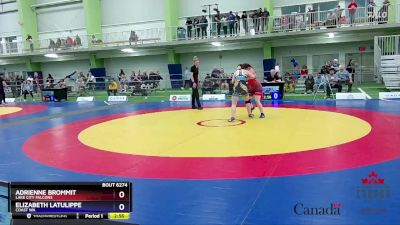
(192, 83, 201, 108)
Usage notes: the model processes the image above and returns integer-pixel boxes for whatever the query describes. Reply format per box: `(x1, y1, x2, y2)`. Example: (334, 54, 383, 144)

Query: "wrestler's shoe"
(228, 117, 235, 122)
(248, 114, 255, 118)
(260, 113, 265, 118)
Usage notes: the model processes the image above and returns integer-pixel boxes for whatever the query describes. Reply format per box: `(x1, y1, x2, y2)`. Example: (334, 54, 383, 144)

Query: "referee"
(190, 56, 202, 110)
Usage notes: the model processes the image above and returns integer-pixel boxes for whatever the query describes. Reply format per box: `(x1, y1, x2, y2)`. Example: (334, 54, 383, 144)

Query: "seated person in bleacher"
(202, 75, 214, 94)
(304, 74, 315, 94)
(284, 72, 294, 93)
(57, 79, 67, 88)
(336, 65, 353, 92)
(87, 72, 96, 91)
(313, 73, 326, 93)
(331, 59, 340, 71)
(326, 68, 342, 98)
(21, 79, 34, 101)
(119, 74, 128, 93)
(107, 78, 118, 96)
(76, 76, 86, 96)
(266, 69, 282, 82)
(320, 62, 331, 74)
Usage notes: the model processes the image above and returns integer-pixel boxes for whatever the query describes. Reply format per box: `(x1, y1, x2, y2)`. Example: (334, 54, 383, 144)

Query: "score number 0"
(118, 191, 126, 211)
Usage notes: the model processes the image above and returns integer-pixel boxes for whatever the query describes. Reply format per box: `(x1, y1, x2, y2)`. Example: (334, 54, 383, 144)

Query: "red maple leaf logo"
(361, 171, 385, 184)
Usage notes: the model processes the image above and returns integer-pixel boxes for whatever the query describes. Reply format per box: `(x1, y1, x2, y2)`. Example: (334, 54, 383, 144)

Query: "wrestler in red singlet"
(241, 64, 265, 118)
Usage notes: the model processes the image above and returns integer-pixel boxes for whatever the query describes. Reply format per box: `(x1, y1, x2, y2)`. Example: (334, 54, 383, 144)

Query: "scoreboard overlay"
(9, 182, 132, 220)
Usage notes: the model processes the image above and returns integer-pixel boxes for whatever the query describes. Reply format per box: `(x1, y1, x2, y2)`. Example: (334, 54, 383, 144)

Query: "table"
(261, 82, 285, 99)
(41, 88, 68, 102)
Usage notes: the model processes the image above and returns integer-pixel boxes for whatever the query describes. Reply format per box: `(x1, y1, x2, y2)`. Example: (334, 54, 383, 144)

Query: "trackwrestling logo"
(294, 203, 341, 216)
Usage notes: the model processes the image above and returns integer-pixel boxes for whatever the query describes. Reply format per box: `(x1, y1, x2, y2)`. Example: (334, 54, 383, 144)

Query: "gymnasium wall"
(274, 0, 342, 7)
(100, 0, 165, 35)
(104, 55, 171, 89)
(180, 48, 264, 80)
(0, 64, 27, 74)
(274, 41, 374, 73)
(41, 60, 91, 80)
(0, 12, 20, 37)
(36, 3, 86, 41)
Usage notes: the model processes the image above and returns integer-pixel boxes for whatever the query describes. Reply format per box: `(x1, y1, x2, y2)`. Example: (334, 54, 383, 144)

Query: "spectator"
(184, 66, 191, 89)
(313, 73, 326, 93)
(202, 75, 214, 94)
(120, 73, 128, 93)
(348, 0, 358, 25)
(193, 17, 200, 38)
(91, 35, 97, 44)
(21, 79, 34, 101)
(346, 59, 356, 92)
(129, 31, 139, 45)
(337, 65, 353, 92)
(221, 15, 228, 37)
(214, 12, 222, 37)
(87, 72, 96, 91)
(56, 38, 62, 49)
(242, 11, 249, 33)
(107, 78, 118, 96)
(221, 79, 229, 91)
(300, 65, 309, 77)
(321, 62, 331, 74)
(33, 72, 41, 93)
(308, 7, 316, 27)
(75, 35, 82, 46)
(26, 34, 34, 52)
(252, 10, 260, 33)
(66, 36, 73, 48)
(91, 35, 102, 44)
(228, 11, 236, 36)
(49, 39, 56, 51)
(267, 69, 282, 82)
(280, 16, 289, 31)
(262, 8, 270, 32)
(235, 12, 241, 34)
(57, 79, 67, 88)
(367, 0, 376, 23)
(325, 10, 337, 27)
(118, 69, 125, 81)
(305, 74, 315, 93)
(284, 72, 295, 93)
(331, 59, 340, 71)
(335, 5, 343, 27)
(378, 0, 390, 23)
(326, 68, 342, 98)
(186, 18, 193, 39)
(76, 76, 86, 96)
(46, 74, 54, 84)
(0, 74, 6, 104)
(200, 16, 208, 38)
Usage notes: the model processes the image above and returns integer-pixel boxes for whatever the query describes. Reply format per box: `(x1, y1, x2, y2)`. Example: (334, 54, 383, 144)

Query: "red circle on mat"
(0, 104, 48, 119)
(23, 105, 400, 179)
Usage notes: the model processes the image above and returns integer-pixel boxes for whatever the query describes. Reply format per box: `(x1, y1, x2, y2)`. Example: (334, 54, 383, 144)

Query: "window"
(320, 2, 339, 11)
(2, 36, 18, 53)
(312, 54, 339, 71)
(281, 5, 306, 15)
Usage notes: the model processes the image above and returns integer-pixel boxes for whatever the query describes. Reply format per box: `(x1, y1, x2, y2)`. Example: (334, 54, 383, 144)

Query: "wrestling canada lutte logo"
(356, 171, 391, 214)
